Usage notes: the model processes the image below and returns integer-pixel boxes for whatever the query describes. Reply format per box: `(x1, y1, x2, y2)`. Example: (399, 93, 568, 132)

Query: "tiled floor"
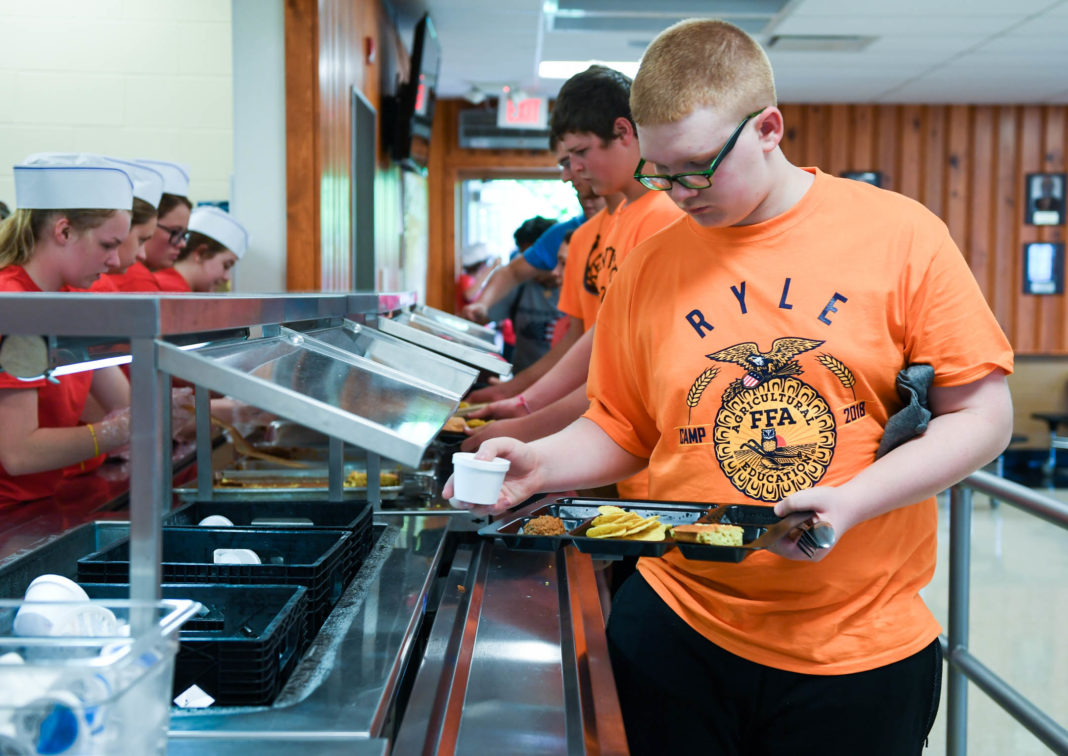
(922, 487, 1068, 755)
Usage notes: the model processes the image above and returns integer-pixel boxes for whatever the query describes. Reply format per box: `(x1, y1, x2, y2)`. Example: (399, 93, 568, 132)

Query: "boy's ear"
(756, 107, 785, 151)
(614, 116, 637, 145)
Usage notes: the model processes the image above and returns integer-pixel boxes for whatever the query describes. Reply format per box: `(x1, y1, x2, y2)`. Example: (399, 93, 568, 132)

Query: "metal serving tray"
(479, 497, 783, 563)
(174, 466, 407, 501)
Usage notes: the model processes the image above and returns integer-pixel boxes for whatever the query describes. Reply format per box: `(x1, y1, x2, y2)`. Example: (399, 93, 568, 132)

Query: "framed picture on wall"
(841, 171, 882, 187)
(1023, 242, 1064, 295)
(1025, 173, 1065, 226)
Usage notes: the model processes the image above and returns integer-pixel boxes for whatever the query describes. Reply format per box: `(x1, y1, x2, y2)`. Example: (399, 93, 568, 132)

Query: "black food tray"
(479, 497, 782, 563)
(81, 583, 307, 707)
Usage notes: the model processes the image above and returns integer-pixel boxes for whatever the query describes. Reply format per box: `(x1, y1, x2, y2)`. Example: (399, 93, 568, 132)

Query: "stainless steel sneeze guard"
(157, 329, 459, 469)
(301, 320, 479, 397)
(411, 303, 499, 350)
(376, 315, 512, 377)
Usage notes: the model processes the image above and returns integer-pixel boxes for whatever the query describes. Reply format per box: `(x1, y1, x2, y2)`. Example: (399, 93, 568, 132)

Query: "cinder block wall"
(0, 0, 233, 208)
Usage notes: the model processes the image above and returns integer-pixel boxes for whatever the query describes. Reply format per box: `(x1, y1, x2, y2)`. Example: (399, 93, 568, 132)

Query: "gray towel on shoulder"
(875, 364, 935, 459)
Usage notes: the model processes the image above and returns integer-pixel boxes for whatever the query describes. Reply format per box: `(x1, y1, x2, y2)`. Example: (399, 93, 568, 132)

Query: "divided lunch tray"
(478, 497, 783, 563)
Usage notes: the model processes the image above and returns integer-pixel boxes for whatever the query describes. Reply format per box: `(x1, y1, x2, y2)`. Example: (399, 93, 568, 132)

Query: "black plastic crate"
(166, 502, 374, 587)
(165, 499, 370, 532)
(77, 528, 352, 633)
(80, 583, 307, 707)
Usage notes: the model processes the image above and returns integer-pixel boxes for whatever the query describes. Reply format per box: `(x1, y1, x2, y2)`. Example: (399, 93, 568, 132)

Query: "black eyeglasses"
(156, 222, 189, 246)
(634, 109, 766, 191)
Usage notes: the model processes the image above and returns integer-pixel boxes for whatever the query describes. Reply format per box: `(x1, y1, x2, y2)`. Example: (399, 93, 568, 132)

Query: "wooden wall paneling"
(991, 107, 1018, 338)
(897, 105, 923, 201)
(872, 106, 897, 191)
(922, 106, 945, 218)
(969, 107, 996, 339)
(849, 104, 875, 175)
(779, 104, 803, 165)
(944, 106, 971, 263)
(804, 105, 827, 169)
(1018, 107, 1044, 352)
(1043, 107, 1068, 350)
(425, 99, 452, 311)
(827, 105, 850, 178)
(284, 0, 319, 291)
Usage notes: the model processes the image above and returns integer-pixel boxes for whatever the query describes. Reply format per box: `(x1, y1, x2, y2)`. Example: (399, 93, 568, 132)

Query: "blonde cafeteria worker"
(0, 155, 138, 506)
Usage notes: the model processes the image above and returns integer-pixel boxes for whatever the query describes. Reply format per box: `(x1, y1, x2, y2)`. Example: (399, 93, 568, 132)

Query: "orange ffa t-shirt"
(584, 168, 1014, 674)
(558, 190, 682, 329)
(109, 261, 163, 292)
(154, 267, 191, 292)
(559, 207, 615, 330)
(0, 266, 95, 503)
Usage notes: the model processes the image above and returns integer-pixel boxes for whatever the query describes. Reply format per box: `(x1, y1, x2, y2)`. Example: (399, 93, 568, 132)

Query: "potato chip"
(587, 523, 628, 538)
(592, 512, 640, 526)
(629, 523, 668, 541)
(620, 517, 660, 536)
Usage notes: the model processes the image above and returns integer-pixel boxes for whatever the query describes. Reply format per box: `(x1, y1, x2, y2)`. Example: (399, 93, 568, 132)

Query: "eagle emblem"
(706, 337, 824, 402)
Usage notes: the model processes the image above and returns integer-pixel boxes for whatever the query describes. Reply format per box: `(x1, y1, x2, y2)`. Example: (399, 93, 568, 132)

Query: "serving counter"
(0, 291, 628, 754)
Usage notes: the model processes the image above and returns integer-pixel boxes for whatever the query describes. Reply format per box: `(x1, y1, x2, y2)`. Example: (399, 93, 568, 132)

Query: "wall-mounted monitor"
(386, 14, 441, 173)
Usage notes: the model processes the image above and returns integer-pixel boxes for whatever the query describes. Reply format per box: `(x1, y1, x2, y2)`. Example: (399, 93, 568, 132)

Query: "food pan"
(478, 497, 784, 562)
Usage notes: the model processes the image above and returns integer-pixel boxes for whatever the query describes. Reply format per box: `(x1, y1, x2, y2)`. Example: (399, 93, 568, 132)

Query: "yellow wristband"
(87, 423, 100, 457)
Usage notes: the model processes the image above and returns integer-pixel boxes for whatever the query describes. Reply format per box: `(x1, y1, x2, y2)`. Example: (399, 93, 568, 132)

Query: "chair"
(1029, 412, 1068, 476)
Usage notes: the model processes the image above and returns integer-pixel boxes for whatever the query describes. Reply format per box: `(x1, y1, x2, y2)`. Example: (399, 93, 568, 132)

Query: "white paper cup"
(14, 575, 94, 637)
(451, 452, 510, 506)
(198, 515, 234, 527)
(213, 548, 261, 565)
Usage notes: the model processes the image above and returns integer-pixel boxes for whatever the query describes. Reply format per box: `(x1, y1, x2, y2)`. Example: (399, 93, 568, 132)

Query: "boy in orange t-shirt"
(447, 20, 1014, 756)
(463, 66, 682, 501)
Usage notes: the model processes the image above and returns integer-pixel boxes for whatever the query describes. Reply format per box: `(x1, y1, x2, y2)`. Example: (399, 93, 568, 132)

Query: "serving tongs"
(209, 413, 310, 469)
(696, 505, 836, 558)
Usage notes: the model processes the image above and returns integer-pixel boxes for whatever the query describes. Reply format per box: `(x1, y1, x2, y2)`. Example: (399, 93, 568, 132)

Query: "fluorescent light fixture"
(50, 355, 132, 377)
(539, 60, 640, 80)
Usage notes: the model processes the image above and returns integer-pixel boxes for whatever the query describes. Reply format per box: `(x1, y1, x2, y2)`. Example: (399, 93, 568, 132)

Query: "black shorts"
(606, 573, 942, 756)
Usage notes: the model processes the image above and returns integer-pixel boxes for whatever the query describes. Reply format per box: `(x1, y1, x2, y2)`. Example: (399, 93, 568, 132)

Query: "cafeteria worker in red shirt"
(154, 207, 249, 292)
(0, 155, 136, 506)
(110, 159, 192, 292)
(91, 159, 165, 293)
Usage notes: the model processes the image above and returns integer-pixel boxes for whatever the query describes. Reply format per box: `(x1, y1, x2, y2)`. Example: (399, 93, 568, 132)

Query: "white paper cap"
(15, 153, 133, 210)
(106, 159, 164, 208)
(188, 206, 250, 259)
(462, 242, 490, 266)
(23, 153, 163, 209)
(135, 159, 190, 197)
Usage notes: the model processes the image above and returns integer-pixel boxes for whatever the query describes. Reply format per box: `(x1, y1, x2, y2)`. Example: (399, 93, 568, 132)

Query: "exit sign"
(497, 96, 547, 129)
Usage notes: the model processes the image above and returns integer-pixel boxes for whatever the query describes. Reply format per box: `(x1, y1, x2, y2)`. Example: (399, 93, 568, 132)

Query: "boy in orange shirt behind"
(447, 19, 1014, 755)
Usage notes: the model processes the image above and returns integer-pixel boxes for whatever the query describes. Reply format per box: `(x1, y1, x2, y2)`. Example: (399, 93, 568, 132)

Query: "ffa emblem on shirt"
(678, 336, 843, 503)
(582, 237, 617, 301)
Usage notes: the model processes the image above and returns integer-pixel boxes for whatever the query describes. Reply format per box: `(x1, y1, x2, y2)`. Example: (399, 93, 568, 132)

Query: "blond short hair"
(632, 19, 776, 126)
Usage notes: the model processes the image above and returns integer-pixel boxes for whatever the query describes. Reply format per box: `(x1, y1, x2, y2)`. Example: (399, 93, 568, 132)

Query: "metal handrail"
(945, 469, 1068, 755)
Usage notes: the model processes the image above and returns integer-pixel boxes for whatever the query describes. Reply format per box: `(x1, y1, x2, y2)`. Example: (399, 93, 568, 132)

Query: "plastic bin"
(0, 598, 198, 755)
(77, 528, 352, 633)
(165, 501, 375, 579)
(81, 584, 307, 707)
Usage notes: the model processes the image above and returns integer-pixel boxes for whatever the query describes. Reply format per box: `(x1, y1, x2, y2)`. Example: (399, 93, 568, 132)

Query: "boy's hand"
(460, 416, 520, 452)
(466, 379, 519, 405)
(443, 437, 541, 515)
(771, 485, 854, 561)
(461, 302, 489, 324)
(466, 396, 527, 421)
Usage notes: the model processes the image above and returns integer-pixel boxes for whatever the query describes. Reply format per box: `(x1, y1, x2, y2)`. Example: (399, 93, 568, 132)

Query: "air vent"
(767, 35, 876, 52)
(458, 108, 551, 150)
(547, 0, 791, 36)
